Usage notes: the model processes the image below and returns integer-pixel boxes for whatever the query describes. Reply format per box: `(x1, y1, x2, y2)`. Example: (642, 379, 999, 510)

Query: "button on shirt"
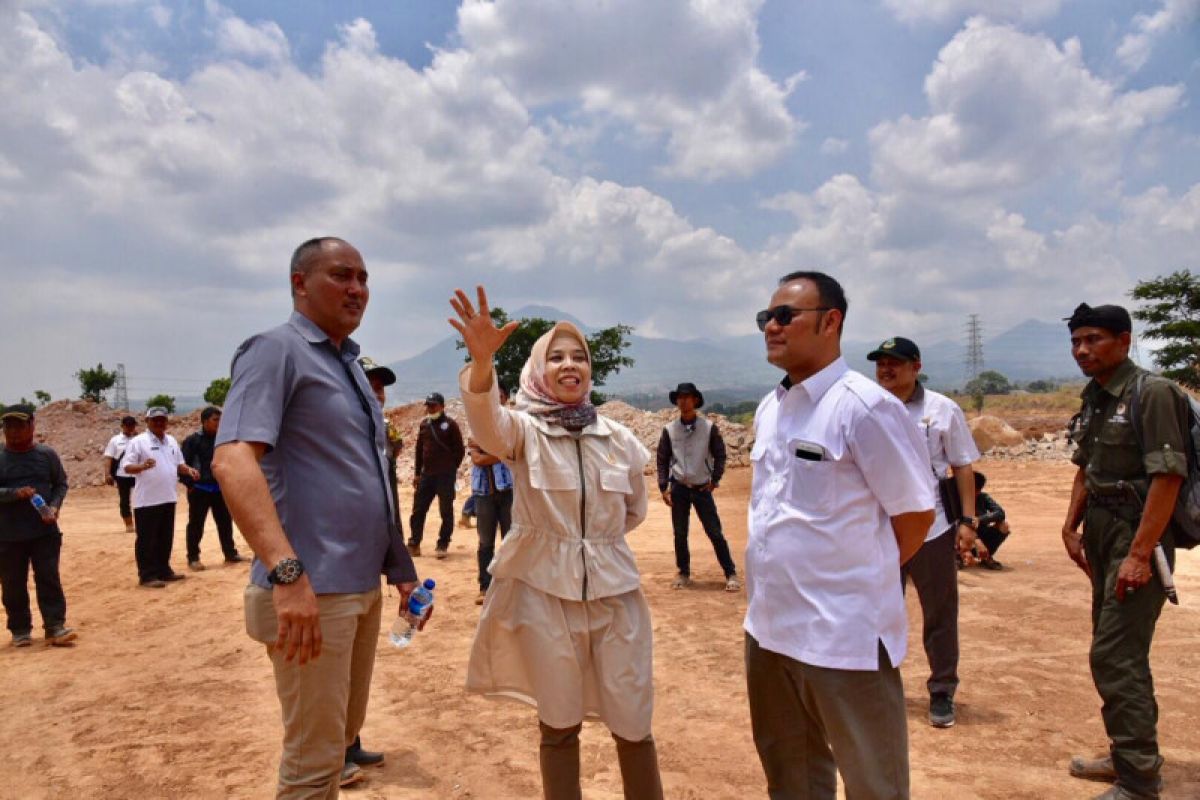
(215, 311, 416, 594)
(904, 383, 979, 540)
(745, 357, 935, 671)
(121, 432, 185, 508)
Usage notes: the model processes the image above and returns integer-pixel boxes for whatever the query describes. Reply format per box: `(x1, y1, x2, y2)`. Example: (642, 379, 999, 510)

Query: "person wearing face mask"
(407, 391, 465, 559)
(451, 286, 664, 800)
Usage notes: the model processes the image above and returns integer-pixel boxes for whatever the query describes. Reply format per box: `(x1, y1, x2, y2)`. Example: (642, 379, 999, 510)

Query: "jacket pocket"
(527, 446, 581, 491)
(599, 468, 632, 495)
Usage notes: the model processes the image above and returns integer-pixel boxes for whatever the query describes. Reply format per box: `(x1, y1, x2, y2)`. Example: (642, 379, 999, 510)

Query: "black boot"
(345, 736, 385, 767)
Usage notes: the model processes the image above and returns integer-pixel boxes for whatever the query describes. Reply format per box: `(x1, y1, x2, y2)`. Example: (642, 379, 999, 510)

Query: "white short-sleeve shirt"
(103, 432, 134, 478)
(121, 431, 184, 508)
(744, 358, 935, 671)
(904, 384, 980, 540)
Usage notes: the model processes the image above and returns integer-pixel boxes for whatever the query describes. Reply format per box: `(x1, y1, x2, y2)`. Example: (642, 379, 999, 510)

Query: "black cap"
(1065, 303, 1132, 334)
(424, 392, 445, 406)
(867, 336, 921, 362)
(668, 382, 704, 408)
(1, 403, 35, 422)
(358, 356, 396, 387)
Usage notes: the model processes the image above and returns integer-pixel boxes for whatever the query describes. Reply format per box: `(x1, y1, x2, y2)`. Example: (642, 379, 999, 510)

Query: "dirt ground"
(2, 461, 1199, 799)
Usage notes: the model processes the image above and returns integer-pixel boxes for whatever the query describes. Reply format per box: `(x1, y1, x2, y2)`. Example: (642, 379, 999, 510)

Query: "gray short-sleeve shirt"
(216, 311, 417, 593)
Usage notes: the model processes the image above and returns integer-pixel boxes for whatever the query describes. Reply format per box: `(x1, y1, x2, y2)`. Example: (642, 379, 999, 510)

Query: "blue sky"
(2, 0, 1198, 402)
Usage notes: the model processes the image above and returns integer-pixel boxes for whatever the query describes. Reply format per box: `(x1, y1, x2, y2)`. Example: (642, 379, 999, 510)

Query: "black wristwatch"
(958, 516, 977, 530)
(267, 557, 305, 585)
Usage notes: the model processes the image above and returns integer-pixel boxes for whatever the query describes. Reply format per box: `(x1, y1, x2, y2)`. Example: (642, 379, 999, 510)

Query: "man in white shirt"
(102, 415, 138, 532)
(870, 336, 981, 729)
(121, 407, 199, 588)
(745, 271, 935, 800)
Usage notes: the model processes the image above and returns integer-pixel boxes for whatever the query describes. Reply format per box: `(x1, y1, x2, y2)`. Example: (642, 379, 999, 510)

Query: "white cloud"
(1117, 0, 1200, 72)
(870, 18, 1183, 196)
(457, 0, 801, 180)
(207, 1, 290, 63)
(881, 0, 1066, 25)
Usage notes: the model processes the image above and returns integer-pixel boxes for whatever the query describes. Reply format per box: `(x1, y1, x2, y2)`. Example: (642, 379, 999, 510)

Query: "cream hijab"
(513, 321, 598, 431)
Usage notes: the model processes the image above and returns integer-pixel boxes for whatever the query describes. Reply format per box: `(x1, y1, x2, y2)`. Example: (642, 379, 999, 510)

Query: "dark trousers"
(1084, 506, 1167, 797)
(185, 489, 238, 562)
(538, 721, 664, 800)
(408, 474, 456, 550)
(978, 523, 1008, 556)
(134, 502, 177, 582)
(476, 490, 513, 590)
(901, 529, 959, 697)
(670, 483, 737, 578)
(115, 476, 135, 520)
(745, 633, 909, 800)
(0, 534, 67, 635)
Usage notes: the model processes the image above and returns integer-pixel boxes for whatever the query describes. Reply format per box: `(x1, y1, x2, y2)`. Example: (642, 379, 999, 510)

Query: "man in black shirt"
(0, 404, 75, 647)
(408, 392, 465, 559)
(181, 406, 242, 570)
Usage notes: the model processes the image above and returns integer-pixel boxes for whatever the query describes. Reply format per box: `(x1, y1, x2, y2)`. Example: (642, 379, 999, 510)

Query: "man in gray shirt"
(213, 237, 420, 797)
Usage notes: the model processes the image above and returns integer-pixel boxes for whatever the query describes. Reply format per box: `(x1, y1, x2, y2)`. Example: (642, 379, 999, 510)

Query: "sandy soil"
(2, 461, 1199, 799)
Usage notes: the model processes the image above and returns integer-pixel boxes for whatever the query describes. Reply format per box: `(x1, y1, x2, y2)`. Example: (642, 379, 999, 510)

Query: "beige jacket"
(459, 367, 650, 601)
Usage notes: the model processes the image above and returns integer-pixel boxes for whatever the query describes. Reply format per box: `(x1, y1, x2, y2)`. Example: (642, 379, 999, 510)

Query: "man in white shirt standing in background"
(121, 407, 199, 588)
(745, 271, 934, 800)
(870, 336, 981, 730)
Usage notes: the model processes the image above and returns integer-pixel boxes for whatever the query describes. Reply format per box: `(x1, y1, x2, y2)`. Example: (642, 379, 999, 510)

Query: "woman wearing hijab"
(449, 286, 663, 800)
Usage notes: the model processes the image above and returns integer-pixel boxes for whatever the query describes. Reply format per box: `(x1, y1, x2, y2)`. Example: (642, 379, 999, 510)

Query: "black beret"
(1065, 303, 1132, 334)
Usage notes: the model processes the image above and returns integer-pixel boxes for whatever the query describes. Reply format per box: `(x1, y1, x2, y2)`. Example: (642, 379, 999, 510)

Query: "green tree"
(33, 390, 51, 406)
(1025, 379, 1056, 393)
(146, 394, 176, 414)
(965, 370, 1012, 396)
(204, 377, 231, 406)
(457, 308, 634, 404)
(1130, 269, 1200, 390)
(76, 363, 117, 403)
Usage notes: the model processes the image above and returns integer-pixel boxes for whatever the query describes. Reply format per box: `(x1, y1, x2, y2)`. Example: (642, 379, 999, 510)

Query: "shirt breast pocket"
(599, 467, 632, 495)
(787, 459, 838, 509)
(527, 447, 580, 492)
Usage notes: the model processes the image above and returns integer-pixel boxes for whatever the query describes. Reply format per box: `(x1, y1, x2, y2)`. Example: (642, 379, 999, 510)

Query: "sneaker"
(435, 547, 448, 560)
(980, 557, 1003, 571)
(188, 560, 206, 571)
(1070, 755, 1119, 783)
(671, 573, 692, 589)
(407, 544, 421, 557)
(929, 693, 955, 728)
(724, 576, 742, 592)
(475, 591, 486, 606)
(11, 632, 33, 648)
(224, 554, 245, 564)
(139, 579, 167, 588)
(46, 626, 77, 646)
(161, 573, 186, 583)
(339, 761, 366, 787)
(345, 736, 385, 768)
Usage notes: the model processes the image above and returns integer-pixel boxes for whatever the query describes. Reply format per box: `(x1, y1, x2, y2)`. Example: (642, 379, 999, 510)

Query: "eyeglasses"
(755, 305, 831, 331)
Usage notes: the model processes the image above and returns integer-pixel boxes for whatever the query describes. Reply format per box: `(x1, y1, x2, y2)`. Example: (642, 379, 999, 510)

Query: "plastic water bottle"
(389, 578, 435, 649)
(30, 494, 55, 522)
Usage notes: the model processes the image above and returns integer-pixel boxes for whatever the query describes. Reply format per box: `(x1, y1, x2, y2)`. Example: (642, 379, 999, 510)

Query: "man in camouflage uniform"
(1061, 303, 1189, 800)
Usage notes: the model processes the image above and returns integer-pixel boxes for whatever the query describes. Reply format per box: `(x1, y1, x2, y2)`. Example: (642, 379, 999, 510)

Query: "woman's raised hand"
(449, 286, 519, 364)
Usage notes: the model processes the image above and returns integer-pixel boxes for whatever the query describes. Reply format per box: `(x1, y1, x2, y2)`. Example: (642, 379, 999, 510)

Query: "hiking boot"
(46, 626, 77, 646)
(407, 544, 421, 557)
(139, 579, 167, 588)
(725, 576, 742, 592)
(339, 761, 366, 787)
(435, 547, 448, 560)
(224, 554, 245, 564)
(671, 573, 692, 589)
(345, 736, 385, 768)
(188, 560, 206, 571)
(1092, 785, 1158, 800)
(980, 557, 1003, 571)
(1070, 755, 1119, 783)
(929, 693, 955, 728)
(11, 632, 33, 648)
(161, 573, 186, 583)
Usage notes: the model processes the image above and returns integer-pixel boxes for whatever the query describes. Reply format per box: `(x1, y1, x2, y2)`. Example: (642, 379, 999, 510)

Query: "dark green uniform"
(1070, 358, 1189, 797)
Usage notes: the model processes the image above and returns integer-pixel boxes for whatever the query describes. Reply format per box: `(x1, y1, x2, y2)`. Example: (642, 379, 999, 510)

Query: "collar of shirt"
(905, 381, 926, 406)
(287, 310, 362, 358)
(773, 356, 849, 405)
(1082, 358, 1137, 403)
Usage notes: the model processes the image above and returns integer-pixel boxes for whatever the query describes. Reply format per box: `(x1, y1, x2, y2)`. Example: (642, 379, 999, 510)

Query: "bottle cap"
(423, 578, 436, 590)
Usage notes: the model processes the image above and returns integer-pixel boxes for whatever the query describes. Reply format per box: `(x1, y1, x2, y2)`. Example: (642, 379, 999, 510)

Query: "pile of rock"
(982, 430, 1076, 462)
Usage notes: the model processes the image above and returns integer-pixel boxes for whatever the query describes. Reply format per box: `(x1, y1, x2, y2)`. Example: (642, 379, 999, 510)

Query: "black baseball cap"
(867, 337, 921, 362)
(424, 392, 445, 406)
(358, 356, 396, 386)
(1, 403, 35, 422)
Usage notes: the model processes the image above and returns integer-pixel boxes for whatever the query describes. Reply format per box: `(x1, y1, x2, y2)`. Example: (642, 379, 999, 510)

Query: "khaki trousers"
(745, 633, 909, 800)
(245, 585, 382, 800)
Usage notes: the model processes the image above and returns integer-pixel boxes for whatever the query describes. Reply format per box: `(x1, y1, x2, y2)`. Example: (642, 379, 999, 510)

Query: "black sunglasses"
(755, 305, 832, 331)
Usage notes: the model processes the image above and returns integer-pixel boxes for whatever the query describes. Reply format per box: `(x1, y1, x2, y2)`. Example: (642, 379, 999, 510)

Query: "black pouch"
(938, 476, 962, 523)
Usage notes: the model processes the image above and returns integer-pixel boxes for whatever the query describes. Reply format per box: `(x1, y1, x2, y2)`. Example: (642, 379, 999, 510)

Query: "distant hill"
(385, 310, 1081, 404)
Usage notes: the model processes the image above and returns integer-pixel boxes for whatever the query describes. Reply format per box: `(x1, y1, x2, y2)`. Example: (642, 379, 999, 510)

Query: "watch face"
(274, 558, 304, 584)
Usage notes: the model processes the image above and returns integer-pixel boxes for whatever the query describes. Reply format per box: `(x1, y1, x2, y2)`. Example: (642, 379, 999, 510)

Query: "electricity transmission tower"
(964, 315, 984, 383)
(112, 363, 129, 411)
